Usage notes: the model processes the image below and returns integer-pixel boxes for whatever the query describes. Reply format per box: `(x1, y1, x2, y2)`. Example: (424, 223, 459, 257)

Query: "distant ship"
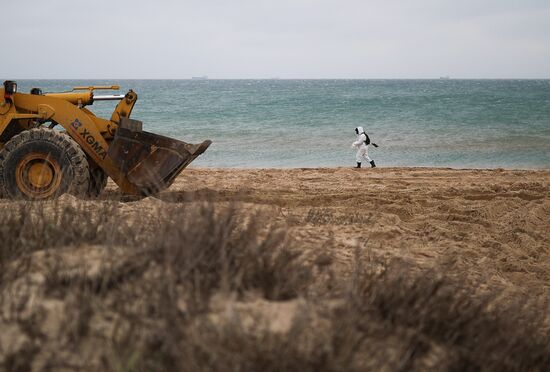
(439, 76, 451, 80)
(192, 76, 208, 80)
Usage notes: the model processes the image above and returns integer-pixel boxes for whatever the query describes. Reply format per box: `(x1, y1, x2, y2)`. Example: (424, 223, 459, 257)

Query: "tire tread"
(0, 128, 91, 199)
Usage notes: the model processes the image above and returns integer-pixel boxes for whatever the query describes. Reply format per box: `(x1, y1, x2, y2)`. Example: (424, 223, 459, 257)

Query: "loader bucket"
(108, 118, 211, 194)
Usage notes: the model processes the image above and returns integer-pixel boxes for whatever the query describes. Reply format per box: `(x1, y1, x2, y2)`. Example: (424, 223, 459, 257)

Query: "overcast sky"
(3, 0, 550, 79)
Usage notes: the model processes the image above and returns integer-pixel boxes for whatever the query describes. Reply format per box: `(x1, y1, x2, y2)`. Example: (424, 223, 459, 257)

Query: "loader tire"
(87, 163, 108, 198)
(0, 128, 90, 200)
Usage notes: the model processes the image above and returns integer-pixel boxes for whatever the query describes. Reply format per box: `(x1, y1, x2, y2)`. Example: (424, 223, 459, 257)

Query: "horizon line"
(7, 77, 550, 81)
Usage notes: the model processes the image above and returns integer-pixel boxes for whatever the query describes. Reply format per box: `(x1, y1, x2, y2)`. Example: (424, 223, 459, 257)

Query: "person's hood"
(355, 126, 364, 135)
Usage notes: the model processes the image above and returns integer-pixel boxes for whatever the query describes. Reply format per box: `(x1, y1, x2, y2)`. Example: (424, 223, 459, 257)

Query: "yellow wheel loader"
(0, 80, 211, 199)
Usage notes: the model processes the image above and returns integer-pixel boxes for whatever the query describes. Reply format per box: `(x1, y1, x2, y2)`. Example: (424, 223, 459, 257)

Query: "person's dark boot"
(355, 162, 361, 168)
(370, 160, 376, 168)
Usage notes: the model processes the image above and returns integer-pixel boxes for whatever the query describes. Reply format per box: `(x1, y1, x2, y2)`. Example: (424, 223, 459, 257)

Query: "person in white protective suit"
(351, 126, 377, 168)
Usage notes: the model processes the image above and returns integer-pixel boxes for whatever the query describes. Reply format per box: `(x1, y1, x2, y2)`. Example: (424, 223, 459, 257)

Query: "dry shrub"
(337, 251, 550, 371)
(140, 203, 314, 306)
(0, 199, 549, 372)
(0, 201, 135, 263)
(111, 250, 550, 372)
(0, 199, 318, 370)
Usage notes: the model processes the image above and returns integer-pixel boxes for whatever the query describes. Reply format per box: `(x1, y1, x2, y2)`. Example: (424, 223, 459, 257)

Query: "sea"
(13, 79, 550, 169)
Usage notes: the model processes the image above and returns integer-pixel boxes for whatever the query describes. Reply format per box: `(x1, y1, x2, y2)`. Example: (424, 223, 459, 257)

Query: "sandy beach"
(157, 167, 550, 293)
(1, 167, 549, 370)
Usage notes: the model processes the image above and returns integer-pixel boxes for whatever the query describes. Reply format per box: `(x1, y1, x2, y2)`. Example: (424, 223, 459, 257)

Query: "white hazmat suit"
(351, 126, 376, 168)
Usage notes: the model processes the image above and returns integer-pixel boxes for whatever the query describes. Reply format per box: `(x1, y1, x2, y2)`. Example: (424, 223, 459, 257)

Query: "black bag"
(362, 132, 379, 147)
(362, 132, 371, 145)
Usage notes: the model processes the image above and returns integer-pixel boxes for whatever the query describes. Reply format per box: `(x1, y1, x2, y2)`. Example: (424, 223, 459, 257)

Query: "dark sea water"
(14, 79, 550, 168)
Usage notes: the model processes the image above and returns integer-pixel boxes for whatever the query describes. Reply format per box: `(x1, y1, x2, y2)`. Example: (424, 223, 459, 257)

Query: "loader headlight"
(4, 80, 17, 101)
(4, 81, 17, 94)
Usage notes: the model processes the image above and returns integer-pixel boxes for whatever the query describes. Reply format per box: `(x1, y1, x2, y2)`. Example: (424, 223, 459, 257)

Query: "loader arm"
(110, 90, 138, 127)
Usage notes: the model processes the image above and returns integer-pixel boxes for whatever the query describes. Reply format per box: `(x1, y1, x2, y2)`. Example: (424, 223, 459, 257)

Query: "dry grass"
(0, 197, 549, 372)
